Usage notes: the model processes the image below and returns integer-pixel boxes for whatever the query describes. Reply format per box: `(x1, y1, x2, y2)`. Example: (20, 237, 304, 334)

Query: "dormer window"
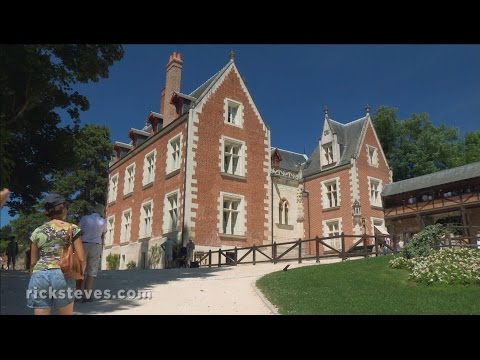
(323, 143, 334, 165)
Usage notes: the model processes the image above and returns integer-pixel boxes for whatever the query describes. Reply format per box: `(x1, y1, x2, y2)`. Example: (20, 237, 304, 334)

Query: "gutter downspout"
(271, 173, 274, 245)
(181, 108, 192, 247)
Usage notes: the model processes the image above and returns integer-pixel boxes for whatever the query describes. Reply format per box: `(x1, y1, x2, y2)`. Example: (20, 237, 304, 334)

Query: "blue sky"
(2, 44, 479, 226)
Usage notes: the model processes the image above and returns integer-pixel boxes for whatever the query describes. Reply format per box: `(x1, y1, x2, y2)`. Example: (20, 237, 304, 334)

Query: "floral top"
(30, 220, 82, 272)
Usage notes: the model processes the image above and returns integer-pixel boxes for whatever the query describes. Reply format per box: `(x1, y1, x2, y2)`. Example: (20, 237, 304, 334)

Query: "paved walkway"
(1, 259, 341, 315)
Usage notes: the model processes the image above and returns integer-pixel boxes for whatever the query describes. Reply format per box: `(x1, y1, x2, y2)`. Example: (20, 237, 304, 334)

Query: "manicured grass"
(256, 256, 480, 314)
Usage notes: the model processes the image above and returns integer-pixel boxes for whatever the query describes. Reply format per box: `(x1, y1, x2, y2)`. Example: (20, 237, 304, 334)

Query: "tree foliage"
(372, 106, 477, 181)
(50, 124, 112, 222)
(2, 123, 113, 239)
(0, 44, 123, 213)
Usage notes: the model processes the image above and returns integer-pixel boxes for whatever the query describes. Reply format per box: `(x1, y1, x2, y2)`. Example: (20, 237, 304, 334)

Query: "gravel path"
(1, 259, 340, 315)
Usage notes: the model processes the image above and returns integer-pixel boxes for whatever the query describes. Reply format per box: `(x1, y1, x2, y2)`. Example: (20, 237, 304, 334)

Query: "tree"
(50, 124, 112, 222)
(372, 107, 461, 181)
(7, 124, 113, 238)
(8, 209, 46, 243)
(464, 131, 480, 164)
(0, 44, 123, 213)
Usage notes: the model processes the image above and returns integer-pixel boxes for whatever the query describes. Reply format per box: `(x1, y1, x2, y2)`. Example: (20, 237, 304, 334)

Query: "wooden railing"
(384, 190, 480, 219)
(195, 233, 402, 268)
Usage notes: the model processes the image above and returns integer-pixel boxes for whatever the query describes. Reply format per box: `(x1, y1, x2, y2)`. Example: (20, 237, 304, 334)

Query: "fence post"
(234, 246, 238, 266)
(315, 236, 320, 263)
(298, 238, 302, 264)
(208, 250, 212, 268)
(341, 232, 346, 260)
(363, 234, 368, 258)
(218, 248, 222, 267)
(253, 245, 256, 265)
(273, 241, 277, 264)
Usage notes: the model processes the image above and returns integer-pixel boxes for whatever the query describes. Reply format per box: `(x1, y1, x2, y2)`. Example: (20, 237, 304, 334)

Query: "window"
(143, 150, 156, 185)
(367, 145, 378, 167)
(224, 98, 243, 127)
(164, 191, 179, 233)
(323, 143, 334, 165)
(279, 199, 289, 225)
(223, 198, 240, 235)
(139, 201, 153, 238)
(228, 104, 238, 124)
(326, 181, 338, 208)
(108, 174, 118, 203)
(373, 218, 384, 228)
(167, 135, 182, 174)
(106, 216, 115, 246)
(322, 218, 342, 250)
(368, 177, 382, 207)
(222, 137, 245, 177)
(220, 192, 245, 236)
(120, 209, 132, 243)
(327, 220, 340, 237)
(123, 164, 135, 195)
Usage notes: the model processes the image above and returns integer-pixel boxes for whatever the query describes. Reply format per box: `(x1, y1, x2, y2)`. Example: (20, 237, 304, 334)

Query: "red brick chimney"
(163, 51, 183, 126)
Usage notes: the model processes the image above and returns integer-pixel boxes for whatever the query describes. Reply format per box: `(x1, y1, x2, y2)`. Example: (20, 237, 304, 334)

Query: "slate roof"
(188, 61, 232, 102)
(382, 161, 480, 197)
(271, 148, 307, 172)
(303, 116, 367, 178)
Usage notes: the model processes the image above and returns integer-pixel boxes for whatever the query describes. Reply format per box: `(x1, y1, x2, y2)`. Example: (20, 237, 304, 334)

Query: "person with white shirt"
(78, 203, 107, 302)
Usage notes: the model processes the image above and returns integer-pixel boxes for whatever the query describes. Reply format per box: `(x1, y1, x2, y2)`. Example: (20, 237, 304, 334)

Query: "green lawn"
(256, 256, 480, 315)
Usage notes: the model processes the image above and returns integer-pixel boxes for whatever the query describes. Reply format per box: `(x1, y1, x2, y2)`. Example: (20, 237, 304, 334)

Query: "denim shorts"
(27, 269, 76, 309)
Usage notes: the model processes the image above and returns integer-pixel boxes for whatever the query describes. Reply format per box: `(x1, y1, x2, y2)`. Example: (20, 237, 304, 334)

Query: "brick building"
(103, 52, 392, 269)
(103, 52, 271, 269)
(301, 107, 392, 252)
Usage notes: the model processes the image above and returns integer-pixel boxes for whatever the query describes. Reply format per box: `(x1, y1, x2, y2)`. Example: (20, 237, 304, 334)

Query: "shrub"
(389, 256, 414, 270)
(106, 253, 120, 270)
(148, 244, 162, 269)
(401, 224, 447, 259)
(408, 248, 480, 285)
(126, 260, 136, 269)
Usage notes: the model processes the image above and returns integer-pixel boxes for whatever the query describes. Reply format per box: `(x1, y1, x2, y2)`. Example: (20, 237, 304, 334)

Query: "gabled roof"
(382, 161, 480, 197)
(271, 148, 307, 172)
(188, 61, 232, 102)
(303, 116, 367, 177)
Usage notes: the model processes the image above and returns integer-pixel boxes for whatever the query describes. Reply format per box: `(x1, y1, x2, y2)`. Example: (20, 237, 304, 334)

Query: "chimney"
(163, 51, 183, 126)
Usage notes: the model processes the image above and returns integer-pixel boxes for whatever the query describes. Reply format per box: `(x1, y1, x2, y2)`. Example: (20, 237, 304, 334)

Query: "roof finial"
(229, 50, 235, 62)
(365, 104, 370, 115)
(324, 105, 329, 119)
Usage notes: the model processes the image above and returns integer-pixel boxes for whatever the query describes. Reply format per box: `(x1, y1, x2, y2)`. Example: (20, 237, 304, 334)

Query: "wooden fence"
(195, 233, 401, 268)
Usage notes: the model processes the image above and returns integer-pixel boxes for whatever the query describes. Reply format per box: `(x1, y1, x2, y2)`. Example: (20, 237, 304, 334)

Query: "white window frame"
(219, 192, 245, 236)
(220, 136, 246, 177)
(372, 217, 385, 230)
(368, 176, 383, 207)
(163, 190, 180, 233)
(166, 134, 182, 175)
(279, 199, 289, 225)
(106, 215, 115, 247)
(321, 177, 341, 209)
(120, 209, 132, 244)
(224, 98, 244, 128)
(142, 149, 157, 186)
(123, 163, 136, 195)
(322, 143, 334, 165)
(367, 145, 379, 167)
(139, 200, 153, 238)
(322, 217, 343, 250)
(108, 173, 118, 203)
